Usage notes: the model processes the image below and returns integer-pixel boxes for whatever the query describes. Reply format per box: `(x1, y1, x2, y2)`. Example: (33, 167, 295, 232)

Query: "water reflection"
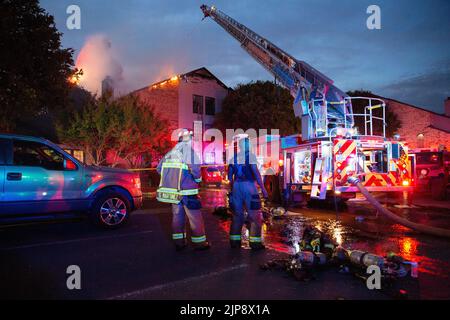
(203, 188, 449, 279)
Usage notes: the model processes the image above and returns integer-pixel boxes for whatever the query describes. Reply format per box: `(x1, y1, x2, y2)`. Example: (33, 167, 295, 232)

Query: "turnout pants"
(229, 180, 263, 245)
(171, 195, 207, 245)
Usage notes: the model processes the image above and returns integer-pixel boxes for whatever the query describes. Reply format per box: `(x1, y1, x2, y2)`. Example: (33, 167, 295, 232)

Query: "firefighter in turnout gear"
(156, 129, 210, 251)
(228, 135, 269, 250)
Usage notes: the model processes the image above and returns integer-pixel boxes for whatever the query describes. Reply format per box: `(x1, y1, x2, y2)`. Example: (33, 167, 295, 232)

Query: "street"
(1, 187, 449, 300)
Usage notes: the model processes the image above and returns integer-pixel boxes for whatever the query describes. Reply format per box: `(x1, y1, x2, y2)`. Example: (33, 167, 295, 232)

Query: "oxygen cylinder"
(297, 251, 315, 264)
(348, 250, 384, 268)
(296, 251, 327, 265)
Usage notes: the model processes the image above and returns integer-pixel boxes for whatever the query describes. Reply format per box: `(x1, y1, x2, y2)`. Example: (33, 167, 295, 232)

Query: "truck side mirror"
(64, 158, 77, 171)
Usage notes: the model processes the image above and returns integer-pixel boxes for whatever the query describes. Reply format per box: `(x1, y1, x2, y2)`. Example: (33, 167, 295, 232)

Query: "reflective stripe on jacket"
(156, 142, 201, 204)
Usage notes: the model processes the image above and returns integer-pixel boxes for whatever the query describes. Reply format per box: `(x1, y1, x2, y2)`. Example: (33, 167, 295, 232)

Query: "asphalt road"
(0, 188, 449, 300)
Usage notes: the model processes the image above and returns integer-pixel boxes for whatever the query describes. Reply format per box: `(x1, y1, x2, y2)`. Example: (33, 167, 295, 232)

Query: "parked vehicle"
(411, 149, 449, 200)
(0, 134, 143, 228)
(201, 166, 223, 187)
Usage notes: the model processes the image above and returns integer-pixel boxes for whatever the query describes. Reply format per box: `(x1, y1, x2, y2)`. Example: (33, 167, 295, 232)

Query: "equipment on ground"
(260, 225, 419, 296)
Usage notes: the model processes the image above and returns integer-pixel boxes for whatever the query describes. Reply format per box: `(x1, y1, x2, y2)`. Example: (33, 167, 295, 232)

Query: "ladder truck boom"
(200, 4, 354, 140)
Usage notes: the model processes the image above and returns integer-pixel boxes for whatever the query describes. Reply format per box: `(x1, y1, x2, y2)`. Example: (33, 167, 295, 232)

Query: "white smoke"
(75, 34, 124, 95)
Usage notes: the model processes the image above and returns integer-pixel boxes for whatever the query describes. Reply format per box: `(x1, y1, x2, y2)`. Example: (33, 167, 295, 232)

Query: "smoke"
(75, 34, 124, 95)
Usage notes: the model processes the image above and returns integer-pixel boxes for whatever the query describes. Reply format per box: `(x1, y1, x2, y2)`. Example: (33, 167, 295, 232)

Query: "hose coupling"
(347, 176, 360, 185)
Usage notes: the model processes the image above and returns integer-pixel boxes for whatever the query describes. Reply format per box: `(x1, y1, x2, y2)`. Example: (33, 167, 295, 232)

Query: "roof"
(428, 125, 450, 134)
(131, 67, 230, 93)
(371, 93, 450, 119)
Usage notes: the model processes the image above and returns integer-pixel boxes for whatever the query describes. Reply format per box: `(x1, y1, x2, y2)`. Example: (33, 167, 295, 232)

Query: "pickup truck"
(0, 134, 143, 228)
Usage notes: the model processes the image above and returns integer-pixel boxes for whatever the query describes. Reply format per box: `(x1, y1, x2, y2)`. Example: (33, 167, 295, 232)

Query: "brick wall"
(133, 81, 179, 129)
(386, 99, 450, 150)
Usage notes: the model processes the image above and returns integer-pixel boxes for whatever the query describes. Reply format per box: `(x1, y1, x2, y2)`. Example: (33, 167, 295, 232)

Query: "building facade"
(132, 67, 230, 164)
(381, 97, 450, 150)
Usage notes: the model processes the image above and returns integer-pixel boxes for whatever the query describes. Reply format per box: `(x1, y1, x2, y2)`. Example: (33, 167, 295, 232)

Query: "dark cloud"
(40, 0, 450, 112)
(376, 59, 450, 114)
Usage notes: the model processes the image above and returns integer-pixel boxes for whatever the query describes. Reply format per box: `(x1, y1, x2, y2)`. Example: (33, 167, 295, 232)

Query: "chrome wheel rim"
(100, 198, 127, 226)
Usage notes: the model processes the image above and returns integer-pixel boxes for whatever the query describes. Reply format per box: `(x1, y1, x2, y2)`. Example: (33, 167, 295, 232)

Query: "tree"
(107, 95, 172, 168)
(214, 81, 300, 136)
(347, 90, 401, 138)
(58, 94, 171, 168)
(0, 0, 77, 133)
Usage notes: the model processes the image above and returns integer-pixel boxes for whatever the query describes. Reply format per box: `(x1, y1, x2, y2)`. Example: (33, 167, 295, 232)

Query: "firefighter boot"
(248, 208, 265, 251)
(230, 234, 242, 249)
(172, 233, 187, 251)
(172, 203, 188, 252)
(193, 240, 211, 251)
(175, 242, 187, 251)
(250, 242, 266, 251)
(229, 204, 245, 249)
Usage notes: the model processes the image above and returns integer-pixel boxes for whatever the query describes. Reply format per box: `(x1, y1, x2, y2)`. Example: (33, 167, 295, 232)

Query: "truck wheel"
(431, 177, 445, 200)
(90, 190, 131, 229)
(264, 175, 281, 203)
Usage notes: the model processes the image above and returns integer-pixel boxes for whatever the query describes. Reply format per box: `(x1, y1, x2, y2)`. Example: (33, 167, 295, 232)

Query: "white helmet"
(177, 128, 193, 142)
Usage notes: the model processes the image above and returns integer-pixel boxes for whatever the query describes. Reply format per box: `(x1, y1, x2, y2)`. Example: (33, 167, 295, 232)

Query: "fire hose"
(348, 177, 450, 239)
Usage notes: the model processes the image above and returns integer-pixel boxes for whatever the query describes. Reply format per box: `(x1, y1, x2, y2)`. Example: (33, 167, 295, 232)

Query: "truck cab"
(411, 149, 449, 200)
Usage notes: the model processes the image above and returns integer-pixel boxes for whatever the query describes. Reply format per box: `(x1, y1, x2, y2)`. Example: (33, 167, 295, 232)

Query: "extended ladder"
(200, 4, 353, 141)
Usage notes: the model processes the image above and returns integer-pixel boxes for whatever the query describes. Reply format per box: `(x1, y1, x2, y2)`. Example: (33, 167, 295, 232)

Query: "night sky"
(41, 0, 450, 113)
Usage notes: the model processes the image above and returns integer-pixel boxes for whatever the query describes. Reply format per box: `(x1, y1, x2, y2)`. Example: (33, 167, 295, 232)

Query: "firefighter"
(228, 135, 269, 250)
(156, 129, 210, 251)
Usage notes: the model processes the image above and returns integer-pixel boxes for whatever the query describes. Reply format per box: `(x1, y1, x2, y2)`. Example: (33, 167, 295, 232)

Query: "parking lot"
(1, 188, 450, 300)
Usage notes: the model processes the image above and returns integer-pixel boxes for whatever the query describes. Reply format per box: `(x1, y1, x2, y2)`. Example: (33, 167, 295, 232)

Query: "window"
(205, 97, 216, 116)
(73, 150, 84, 162)
(417, 133, 424, 148)
(0, 139, 10, 165)
(416, 152, 441, 165)
(193, 95, 203, 114)
(13, 140, 66, 170)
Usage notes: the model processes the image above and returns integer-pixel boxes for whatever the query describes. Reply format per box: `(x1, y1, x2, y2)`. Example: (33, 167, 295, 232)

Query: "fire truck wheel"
(264, 175, 281, 203)
(430, 177, 446, 200)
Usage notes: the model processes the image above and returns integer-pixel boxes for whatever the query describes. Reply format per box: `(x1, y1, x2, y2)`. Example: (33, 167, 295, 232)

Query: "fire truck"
(201, 5, 415, 205)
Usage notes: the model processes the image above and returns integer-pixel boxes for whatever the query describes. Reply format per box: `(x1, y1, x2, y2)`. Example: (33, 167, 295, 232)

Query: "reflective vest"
(157, 159, 200, 204)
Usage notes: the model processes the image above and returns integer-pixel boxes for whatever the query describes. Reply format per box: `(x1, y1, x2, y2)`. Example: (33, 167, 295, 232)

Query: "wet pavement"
(0, 187, 449, 299)
(201, 187, 450, 299)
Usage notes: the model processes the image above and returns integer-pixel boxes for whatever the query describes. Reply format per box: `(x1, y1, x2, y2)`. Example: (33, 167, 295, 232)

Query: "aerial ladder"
(200, 4, 354, 140)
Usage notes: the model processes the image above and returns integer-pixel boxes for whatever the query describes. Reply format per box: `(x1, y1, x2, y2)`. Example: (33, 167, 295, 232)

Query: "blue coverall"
(228, 149, 268, 248)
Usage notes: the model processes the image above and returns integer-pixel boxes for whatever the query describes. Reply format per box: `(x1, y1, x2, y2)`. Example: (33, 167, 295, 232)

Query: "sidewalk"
(406, 195, 450, 210)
